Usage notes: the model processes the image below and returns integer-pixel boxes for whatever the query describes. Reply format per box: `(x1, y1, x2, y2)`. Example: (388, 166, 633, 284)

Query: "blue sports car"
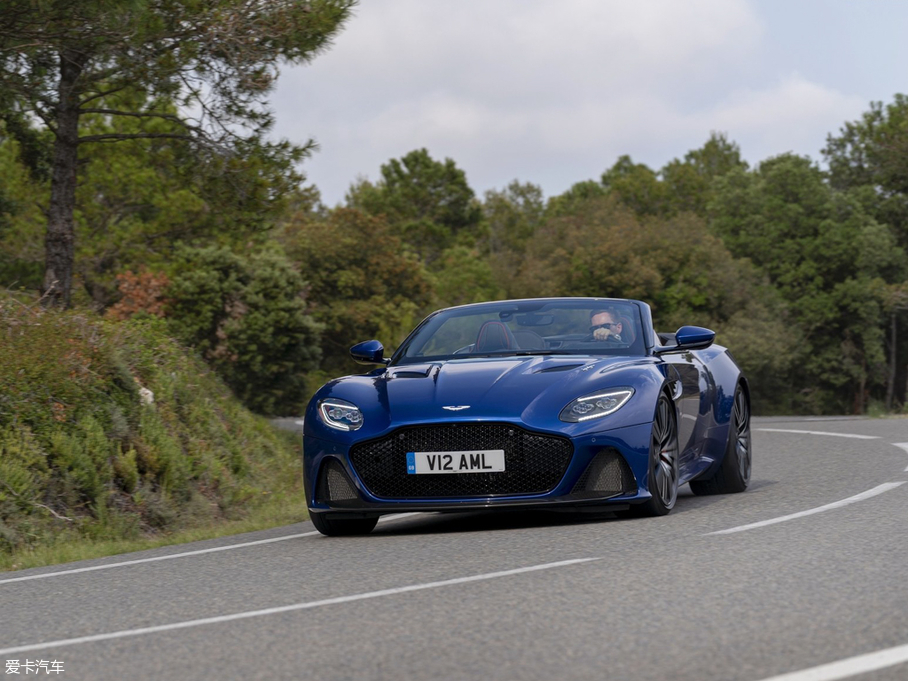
(303, 298, 751, 536)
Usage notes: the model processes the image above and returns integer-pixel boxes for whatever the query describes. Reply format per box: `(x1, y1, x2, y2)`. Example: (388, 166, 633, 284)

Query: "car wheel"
(310, 513, 379, 537)
(634, 393, 679, 517)
(690, 385, 751, 495)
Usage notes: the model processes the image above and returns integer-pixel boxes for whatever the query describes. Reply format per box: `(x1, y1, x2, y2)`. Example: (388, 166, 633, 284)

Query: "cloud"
(704, 74, 866, 161)
(269, 0, 867, 204)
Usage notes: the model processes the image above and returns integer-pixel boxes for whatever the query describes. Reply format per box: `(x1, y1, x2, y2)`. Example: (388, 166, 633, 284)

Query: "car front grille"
(349, 423, 573, 498)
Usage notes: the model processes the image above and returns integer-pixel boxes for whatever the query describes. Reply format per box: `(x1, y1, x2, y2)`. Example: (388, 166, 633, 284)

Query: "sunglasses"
(590, 322, 620, 332)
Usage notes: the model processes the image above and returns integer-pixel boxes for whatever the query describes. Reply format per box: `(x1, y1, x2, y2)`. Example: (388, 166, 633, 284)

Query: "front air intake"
(316, 459, 361, 505)
(571, 448, 636, 497)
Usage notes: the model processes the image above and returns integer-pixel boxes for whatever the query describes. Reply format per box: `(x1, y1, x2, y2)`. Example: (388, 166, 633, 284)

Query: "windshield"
(396, 299, 645, 363)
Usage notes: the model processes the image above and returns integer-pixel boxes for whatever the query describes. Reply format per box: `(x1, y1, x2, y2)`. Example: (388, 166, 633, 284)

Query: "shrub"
(104, 269, 170, 320)
(165, 244, 323, 415)
(0, 294, 302, 559)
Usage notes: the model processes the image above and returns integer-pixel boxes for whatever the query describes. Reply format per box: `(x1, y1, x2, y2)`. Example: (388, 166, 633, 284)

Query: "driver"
(589, 309, 623, 342)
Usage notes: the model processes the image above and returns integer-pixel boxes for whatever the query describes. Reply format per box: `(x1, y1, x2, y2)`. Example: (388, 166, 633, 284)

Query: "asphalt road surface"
(2, 416, 907, 681)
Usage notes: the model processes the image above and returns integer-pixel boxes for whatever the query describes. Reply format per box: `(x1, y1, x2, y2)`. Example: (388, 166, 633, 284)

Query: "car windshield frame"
(391, 298, 648, 365)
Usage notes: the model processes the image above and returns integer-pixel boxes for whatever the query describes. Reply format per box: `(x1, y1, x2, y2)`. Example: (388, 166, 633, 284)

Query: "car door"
(660, 350, 713, 475)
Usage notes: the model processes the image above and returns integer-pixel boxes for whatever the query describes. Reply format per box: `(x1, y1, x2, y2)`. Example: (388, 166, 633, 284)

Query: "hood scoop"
(386, 367, 433, 379)
(535, 363, 585, 374)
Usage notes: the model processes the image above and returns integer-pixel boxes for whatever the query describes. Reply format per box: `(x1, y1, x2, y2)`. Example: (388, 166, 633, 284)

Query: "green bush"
(165, 244, 323, 415)
(0, 296, 302, 558)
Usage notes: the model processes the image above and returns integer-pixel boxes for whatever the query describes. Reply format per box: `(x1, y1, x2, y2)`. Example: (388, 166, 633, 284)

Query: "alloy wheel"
(733, 389, 752, 484)
(652, 396, 679, 509)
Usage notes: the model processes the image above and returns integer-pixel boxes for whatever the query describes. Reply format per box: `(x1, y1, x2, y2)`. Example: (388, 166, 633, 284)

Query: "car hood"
(385, 357, 606, 419)
(310, 355, 662, 436)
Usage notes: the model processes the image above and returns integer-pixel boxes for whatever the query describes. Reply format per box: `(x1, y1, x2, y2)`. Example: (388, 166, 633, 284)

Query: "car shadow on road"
(371, 479, 778, 536)
(372, 508, 627, 536)
(672, 477, 777, 510)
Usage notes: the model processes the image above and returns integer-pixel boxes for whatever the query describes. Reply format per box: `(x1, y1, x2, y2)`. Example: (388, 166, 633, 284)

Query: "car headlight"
(317, 398, 364, 431)
(560, 388, 634, 422)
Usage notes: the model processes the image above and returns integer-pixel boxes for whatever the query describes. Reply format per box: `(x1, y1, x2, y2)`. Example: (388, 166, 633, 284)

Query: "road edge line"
(707, 482, 906, 535)
(0, 557, 599, 656)
(754, 642, 908, 681)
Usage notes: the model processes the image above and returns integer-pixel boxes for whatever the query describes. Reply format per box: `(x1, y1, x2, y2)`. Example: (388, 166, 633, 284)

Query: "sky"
(270, 0, 908, 207)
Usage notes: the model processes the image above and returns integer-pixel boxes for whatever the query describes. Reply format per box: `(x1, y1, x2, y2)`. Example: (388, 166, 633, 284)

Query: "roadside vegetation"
(0, 295, 306, 570)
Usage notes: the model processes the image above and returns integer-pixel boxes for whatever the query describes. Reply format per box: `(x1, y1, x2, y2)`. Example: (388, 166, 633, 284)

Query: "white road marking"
(893, 443, 908, 472)
(707, 482, 906, 535)
(757, 428, 880, 440)
(755, 642, 908, 681)
(0, 513, 421, 586)
(0, 557, 599, 656)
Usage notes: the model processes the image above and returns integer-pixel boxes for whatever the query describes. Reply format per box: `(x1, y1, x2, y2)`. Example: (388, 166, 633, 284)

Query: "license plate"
(406, 450, 505, 474)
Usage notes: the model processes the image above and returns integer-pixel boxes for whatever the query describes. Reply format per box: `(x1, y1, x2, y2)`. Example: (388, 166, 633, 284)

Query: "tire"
(632, 393, 680, 517)
(690, 385, 751, 495)
(310, 512, 379, 537)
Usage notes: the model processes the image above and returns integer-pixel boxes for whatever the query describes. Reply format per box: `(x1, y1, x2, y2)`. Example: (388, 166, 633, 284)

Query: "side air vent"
(388, 371, 430, 378)
(316, 459, 361, 506)
(571, 448, 636, 497)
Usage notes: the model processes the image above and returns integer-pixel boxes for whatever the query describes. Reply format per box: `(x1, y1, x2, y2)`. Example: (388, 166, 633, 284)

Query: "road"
(1, 416, 907, 681)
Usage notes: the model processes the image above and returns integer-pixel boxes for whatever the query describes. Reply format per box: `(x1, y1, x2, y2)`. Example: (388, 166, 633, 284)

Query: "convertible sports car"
(303, 298, 751, 536)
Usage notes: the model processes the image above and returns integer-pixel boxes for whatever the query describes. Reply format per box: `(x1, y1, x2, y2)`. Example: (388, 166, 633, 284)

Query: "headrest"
(475, 321, 515, 352)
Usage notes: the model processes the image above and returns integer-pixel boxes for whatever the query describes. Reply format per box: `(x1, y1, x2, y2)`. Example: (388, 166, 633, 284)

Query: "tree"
(547, 134, 746, 225)
(346, 149, 482, 264)
(597, 133, 748, 220)
(280, 207, 434, 380)
(600, 155, 669, 217)
(514, 193, 797, 412)
(0, 0, 356, 307)
(545, 180, 608, 219)
(481, 181, 546, 297)
(824, 96, 908, 408)
(520, 195, 772, 324)
(0, 127, 47, 288)
(711, 154, 907, 413)
(824, 94, 908, 248)
(484, 181, 545, 255)
(432, 245, 502, 308)
(661, 132, 748, 217)
(73, 90, 308, 308)
(2, 89, 305, 307)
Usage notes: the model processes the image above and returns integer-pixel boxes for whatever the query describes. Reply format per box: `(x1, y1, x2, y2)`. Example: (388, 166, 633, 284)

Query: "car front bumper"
(303, 421, 654, 515)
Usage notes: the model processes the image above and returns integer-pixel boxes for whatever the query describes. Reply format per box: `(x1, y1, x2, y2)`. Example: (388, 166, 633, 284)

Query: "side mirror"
(350, 340, 390, 365)
(675, 326, 715, 349)
(654, 326, 715, 354)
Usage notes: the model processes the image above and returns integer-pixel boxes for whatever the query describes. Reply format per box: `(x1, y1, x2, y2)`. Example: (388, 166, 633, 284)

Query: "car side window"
(415, 314, 499, 356)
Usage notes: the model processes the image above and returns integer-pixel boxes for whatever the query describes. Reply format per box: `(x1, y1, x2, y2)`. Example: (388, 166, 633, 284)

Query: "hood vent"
(387, 368, 432, 379)
(535, 364, 584, 374)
